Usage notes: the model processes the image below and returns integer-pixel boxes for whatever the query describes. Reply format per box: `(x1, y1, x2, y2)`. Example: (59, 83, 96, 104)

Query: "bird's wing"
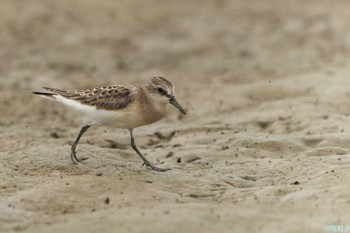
(43, 85, 135, 110)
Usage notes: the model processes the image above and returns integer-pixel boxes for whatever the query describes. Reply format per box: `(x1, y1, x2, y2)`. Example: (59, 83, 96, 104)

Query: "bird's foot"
(70, 150, 88, 164)
(142, 162, 170, 172)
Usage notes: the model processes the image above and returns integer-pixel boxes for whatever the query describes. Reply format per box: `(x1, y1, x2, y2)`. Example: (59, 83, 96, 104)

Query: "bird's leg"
(129, 129, 170, 172)
(71, 125, 90, 164)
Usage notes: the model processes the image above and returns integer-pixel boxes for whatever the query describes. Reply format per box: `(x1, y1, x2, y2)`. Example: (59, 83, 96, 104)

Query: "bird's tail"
(32, 91, 56, 100)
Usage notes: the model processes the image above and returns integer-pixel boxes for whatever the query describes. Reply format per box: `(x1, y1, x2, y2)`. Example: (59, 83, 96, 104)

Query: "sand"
(1, 0, 350, 232)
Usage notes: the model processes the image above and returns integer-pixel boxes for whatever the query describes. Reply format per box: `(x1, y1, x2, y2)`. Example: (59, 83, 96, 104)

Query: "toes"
(156, 167, 171, 172)
(145, 163, 170, 172)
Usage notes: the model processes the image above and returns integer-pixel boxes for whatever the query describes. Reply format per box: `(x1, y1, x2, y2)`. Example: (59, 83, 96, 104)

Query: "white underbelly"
(54, 95, 148, 129)
(83, 108, 147, 129)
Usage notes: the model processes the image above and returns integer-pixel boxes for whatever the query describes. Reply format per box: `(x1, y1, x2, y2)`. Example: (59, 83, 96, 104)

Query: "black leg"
(129, 129, 170, 172)
(71, 125, 90, 164)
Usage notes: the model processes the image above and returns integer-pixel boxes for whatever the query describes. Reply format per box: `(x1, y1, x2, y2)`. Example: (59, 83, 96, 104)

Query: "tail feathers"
(32, 91, 54, 96)
(32, 91, 56, 100)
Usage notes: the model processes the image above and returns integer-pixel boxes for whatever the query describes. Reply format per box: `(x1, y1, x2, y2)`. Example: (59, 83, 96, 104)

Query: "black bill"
(169, 97, 186, 114)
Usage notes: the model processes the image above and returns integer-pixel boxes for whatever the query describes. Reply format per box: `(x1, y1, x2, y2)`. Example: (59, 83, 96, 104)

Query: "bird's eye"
(157, 87, 164, 93)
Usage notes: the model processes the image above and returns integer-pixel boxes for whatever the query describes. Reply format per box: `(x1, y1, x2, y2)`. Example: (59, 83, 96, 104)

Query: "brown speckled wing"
(43, 85, 134, 110)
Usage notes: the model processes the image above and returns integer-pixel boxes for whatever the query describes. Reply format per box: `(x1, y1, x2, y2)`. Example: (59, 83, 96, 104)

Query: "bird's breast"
(140, 102, 167, 125)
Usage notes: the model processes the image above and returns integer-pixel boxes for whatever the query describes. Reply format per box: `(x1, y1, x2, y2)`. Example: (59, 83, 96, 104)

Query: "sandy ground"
(2, 0, 350, 232)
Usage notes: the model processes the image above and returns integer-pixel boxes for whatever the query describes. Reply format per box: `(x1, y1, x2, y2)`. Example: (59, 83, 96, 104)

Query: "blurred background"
(1, 0, 350, 127)
(1, 0, 348, 81)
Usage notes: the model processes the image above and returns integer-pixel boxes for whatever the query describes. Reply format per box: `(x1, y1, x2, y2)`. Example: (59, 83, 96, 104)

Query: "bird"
(33, 76, 186, 172)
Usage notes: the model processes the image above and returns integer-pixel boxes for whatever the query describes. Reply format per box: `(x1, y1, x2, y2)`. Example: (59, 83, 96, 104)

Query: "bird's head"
(146, 76, 186, 114)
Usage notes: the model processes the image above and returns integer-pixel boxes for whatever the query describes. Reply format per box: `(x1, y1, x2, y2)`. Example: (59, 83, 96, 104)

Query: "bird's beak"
(169, 96, 186, 114)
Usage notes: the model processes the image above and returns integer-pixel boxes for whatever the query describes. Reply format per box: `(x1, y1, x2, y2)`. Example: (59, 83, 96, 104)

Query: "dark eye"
(157, 87, 164, 94)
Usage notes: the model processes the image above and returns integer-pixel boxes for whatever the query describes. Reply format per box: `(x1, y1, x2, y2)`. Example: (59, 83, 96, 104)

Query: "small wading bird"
(33, 76, 186, 172)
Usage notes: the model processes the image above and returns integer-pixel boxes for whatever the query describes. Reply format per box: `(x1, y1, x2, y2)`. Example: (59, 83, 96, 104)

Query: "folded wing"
(42, 86, 135, 110)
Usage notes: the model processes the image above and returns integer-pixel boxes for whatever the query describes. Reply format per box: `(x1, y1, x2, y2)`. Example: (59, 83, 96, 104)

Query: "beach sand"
(1, 0, 350, 232)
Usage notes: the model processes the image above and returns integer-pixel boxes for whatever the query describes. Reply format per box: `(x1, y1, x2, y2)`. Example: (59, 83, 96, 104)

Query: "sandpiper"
(33, 76, 186, 172)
